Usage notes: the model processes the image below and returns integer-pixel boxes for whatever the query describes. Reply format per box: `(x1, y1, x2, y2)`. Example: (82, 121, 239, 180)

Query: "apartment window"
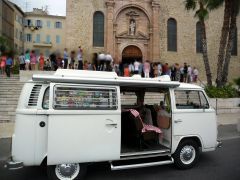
(15, 28, 18, 39)
(36, 34, 41, 43)
(27, 19, 32, 26)
(19, 17, 23, 24)
(93, 11, 104, 47)
(47, 21, 51, 28)
(56, 35, 61, 44)
(196, 22, 203, 53)
(46, 35, 51, 43)
(232, 27, 238, 56)
(55, 22, 62, 29)
(20, 31, 23, 41)
(36, 20, 42, 28)
(167, 18, 177, 52)
(26, 34, 32, 42)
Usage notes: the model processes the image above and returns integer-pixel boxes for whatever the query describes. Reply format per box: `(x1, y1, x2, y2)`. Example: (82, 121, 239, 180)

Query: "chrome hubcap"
(180, 145, 196, 165)
(55, 163, 80, 180)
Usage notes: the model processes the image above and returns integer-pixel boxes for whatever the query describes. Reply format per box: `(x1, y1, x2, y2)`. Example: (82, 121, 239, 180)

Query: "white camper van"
(7, 70, 221, 180)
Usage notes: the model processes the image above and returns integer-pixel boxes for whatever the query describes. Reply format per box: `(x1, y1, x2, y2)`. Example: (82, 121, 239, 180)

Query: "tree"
(208, 0, 240, 87)
(0, 36, 9, 53)
(222, 0, 240, 84)
(184, 0, 213, 86)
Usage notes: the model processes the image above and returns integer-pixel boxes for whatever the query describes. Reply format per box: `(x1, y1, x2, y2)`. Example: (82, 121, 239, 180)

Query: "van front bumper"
(4, 158, 24, 170)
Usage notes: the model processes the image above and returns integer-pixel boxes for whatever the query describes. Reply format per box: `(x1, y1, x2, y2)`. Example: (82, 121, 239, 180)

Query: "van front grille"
(28, 85, 42, 106)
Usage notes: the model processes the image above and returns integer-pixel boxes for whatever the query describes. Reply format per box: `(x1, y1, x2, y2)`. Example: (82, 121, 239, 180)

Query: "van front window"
(175, 90, 209, 109)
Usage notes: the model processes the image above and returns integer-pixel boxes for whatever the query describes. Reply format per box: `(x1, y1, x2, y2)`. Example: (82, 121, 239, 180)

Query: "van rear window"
(53, 86, 118, 110)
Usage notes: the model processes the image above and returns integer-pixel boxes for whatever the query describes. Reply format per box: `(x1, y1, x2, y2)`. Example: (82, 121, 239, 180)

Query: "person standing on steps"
(77, 46, 83, 70)
(5, 54, 13, 77)
(63, 48, 69, 69)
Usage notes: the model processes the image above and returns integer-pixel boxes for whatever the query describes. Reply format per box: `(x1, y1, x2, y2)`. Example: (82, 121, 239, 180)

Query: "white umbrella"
(105, 54, 113, 62)
(98, 53, 106, 61)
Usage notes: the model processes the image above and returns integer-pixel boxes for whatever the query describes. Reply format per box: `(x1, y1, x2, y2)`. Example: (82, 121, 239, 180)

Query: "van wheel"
(173, 139, 199, 169)
(47, 163, 87, 180)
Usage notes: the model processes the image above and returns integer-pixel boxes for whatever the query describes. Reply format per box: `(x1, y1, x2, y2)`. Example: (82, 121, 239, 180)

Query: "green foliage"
(185, 0, 197, 10)
(234, 77, 240, 90)
(195, 8, 209, 20)
(12, 63, 19, 75)
(205, 84, 239, 98)
(207, 0, 224, 10)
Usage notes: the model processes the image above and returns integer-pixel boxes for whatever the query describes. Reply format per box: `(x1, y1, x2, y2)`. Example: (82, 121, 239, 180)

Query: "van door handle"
(106, 123, 118, 126)
(105, 119, 117, 128)
(174, 120, 182, 123)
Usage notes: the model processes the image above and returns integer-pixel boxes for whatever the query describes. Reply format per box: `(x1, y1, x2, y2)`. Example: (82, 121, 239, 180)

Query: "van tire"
(173, 139, 200, 169)
(47, 163, 87, 180)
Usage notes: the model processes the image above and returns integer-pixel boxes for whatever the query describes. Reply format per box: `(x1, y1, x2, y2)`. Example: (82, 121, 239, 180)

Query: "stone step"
(0, 77, 20, 79)
(0, 86, 23, 89)
(0, 101, 18, 105)
(0, 83, 23, 85)
(0, 115, 15, 118)
(0, 102, 18, 105)
(0, 111, 16, 116)
(0, 107, 17, 112)
(0, 95, 20, 98)
(0, 90, 22, 93)
(0, 79, 20, 81)
(0, 93, 21, 96)
(0, 80, 21, 83)
(0, 88, 22, 91)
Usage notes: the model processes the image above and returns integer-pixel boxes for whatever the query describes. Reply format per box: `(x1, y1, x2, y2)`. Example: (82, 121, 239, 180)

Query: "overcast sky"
(10, 0, 66, 16)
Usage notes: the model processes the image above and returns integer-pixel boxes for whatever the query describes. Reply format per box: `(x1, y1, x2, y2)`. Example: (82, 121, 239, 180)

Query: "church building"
(66, 0, 239, 81)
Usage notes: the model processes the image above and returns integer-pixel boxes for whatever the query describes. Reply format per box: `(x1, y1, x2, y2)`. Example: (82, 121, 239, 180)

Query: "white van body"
(9, 70, 220, 179)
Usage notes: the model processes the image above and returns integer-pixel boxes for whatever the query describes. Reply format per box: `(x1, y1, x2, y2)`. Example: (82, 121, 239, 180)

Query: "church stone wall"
(66, 0, 240, 82)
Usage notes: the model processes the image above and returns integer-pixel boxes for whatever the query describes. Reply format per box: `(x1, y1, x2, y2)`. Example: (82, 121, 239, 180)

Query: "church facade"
(66, 0, 239, 81)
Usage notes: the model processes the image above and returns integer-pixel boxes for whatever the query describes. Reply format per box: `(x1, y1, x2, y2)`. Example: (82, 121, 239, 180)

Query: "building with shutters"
(0, 0, 14, 49)
(24, 8, 66, 57)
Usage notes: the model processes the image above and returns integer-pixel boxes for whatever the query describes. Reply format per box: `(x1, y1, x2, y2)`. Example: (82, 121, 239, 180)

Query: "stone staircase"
(0, 75, 23, 123)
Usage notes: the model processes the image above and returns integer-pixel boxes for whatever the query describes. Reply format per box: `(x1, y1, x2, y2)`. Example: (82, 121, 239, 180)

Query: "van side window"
(53, 86, 118, 110)
(42, 87, 50, 109)
(175, 90, 209, 109)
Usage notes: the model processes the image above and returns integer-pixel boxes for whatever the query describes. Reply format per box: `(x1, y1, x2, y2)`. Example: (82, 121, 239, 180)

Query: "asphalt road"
(0, 137, 240, 180)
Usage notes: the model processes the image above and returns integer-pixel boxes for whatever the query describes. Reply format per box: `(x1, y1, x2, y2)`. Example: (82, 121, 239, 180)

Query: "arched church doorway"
(122, 45, 143, 64)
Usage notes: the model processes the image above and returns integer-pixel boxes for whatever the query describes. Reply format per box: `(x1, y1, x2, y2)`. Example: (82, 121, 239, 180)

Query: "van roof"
(32, 69, 201, 89)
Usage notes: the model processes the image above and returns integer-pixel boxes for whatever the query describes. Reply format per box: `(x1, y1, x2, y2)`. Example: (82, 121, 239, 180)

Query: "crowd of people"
(0, 46, 199, 83)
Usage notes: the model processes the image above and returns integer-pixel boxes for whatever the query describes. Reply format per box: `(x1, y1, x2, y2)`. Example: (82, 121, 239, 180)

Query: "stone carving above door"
(115, 7, 150, 40)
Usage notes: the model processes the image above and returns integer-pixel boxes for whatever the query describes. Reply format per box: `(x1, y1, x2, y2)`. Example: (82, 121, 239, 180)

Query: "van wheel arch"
(180, 137, 202, 149)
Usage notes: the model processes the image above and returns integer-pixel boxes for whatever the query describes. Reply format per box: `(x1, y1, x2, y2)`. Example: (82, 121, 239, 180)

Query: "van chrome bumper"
(217, 140, 222, 148)
(4, 159, 24, 170)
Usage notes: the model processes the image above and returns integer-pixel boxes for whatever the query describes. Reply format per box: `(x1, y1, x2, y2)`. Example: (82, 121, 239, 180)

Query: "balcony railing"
(33, 41, 52, 47)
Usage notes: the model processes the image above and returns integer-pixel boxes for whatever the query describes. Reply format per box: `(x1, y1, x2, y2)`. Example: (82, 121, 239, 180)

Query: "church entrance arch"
(122, 45, 143, 64)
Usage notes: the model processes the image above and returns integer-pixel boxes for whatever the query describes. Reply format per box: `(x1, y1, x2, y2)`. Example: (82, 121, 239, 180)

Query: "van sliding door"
(47, 83, 121, 165)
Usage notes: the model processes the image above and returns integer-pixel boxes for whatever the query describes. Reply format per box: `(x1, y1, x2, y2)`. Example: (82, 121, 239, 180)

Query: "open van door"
(47, 83, 121, 165)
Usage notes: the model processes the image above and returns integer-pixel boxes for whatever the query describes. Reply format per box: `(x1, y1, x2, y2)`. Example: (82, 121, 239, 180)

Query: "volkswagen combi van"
(7, 69, 221, 180)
